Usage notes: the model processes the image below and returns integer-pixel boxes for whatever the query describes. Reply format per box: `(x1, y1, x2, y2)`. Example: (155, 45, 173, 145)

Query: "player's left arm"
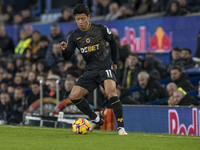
(102, 25, 119, 69)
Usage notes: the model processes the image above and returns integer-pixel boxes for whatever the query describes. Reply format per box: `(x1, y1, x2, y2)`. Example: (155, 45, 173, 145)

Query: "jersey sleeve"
(62, 34, 76, 60)
(101, 25, 119, 64)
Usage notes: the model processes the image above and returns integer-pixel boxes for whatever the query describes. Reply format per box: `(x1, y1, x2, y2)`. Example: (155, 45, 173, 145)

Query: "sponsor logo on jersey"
(80, 44, 100, 53)
(86, 38, 90, 43)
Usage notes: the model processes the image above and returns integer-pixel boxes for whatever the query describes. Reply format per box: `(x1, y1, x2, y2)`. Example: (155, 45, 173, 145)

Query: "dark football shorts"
(75, 69, 117, 93)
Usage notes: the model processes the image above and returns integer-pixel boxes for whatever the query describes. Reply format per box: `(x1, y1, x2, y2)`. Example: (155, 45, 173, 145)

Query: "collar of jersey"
(79, 23, 91, 31)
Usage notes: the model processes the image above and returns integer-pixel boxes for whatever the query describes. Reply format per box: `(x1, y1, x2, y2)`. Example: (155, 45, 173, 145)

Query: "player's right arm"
(60, 34, 76, 60)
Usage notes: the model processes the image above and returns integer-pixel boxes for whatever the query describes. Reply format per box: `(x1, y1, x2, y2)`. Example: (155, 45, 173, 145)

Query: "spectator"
(138, 71, 168, 103)
(150, 0, 167, 13)
(166, 82, 178, 97)
(167, 46, 184, 72)
(36, 73, 46, 82)
(96, 0, 111, 16)
(116, 86, 140, 104)
(165, 0, 187, 17)
(166, 82, 187, 97)
(178, 0, 199, 13)
(13, 13, 22, 25)
(13, 75, 28, 88)
(46, 75, 65, 100)
(6, 59, 16, 76)
(32, 35, 49, 61)
(31, 62, 37, 72)
(45, 24, 65, 68)
(26, 81, 40, 107)
(122, 0, 140, 17)
(0, 4, 6, 24)
(4, 11, 13, 25)
(20, 8, 35, 24)
(25, 30, 41, 62)
(14, 28, 31, 55)
(52, 43, 64, 67)
(36, 59, 47, 75)
(7, 83, 15, 97)
(105, 2, 120, 20)
(63, 78, 76, 99)
(9, 86, 26, 124)
(6, 4, 15, 18)
(122, 53, 141, 88)
(15, 56, 24, 69)
(3, 70, 14, 83)
(170, 66, 195, 91)
(47, 68, 60, 78)
(57, 7, 73, 23)
(59, 61, 76, 77)
(145, 51, 167, 78)
(24, 62, 32, 72)
(168, 90, 199, 106)
(0, 80, 8, 93)
(117, 5, 134, 19)
(119, 44, 131, 63)
(20, 67, 29, 81)
(0, 25, 14, 56)
(27, 71, 37, 85)
(141, 57, 161, 81)
(0, 92, 12, 122)
(136, 0, 150, 15)
(181, 48, 196, 70)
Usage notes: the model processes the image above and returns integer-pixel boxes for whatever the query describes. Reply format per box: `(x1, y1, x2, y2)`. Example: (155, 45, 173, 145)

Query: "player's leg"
(104, 79, 127, 135)
(69, 85, 97, 121)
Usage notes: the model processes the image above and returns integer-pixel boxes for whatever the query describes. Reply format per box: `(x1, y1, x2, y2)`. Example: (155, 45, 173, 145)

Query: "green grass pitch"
(0, 125, 199, 150)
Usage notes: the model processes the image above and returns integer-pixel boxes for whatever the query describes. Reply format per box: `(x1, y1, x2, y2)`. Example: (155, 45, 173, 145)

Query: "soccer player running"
(60, 4, 127, 135)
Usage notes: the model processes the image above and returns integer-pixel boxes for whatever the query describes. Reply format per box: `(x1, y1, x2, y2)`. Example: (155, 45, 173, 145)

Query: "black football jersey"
(62, 23, 118, 70)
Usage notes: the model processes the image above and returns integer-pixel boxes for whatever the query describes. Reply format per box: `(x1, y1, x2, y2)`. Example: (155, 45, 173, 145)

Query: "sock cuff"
(71, 98, 83, 105)
(109, 96, 120, 105)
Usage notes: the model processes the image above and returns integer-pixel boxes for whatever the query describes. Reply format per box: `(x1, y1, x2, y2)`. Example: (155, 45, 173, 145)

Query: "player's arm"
(102, 25, 119, 68)
(60, 35, 76, 60)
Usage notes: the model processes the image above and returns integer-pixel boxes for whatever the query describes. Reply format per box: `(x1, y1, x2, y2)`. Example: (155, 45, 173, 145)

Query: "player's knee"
(105, 90, 117, 99)
(69, 93, 82, 100)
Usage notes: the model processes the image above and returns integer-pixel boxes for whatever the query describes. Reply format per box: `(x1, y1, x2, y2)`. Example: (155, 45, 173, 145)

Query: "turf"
(0, 125, 199, 150)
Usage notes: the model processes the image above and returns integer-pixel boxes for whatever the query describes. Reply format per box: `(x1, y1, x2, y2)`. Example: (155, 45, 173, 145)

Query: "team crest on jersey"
(86, 38, 90, 43)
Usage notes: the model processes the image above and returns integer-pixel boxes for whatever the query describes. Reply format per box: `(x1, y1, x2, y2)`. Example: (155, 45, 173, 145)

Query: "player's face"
(75, 13, 90, 30)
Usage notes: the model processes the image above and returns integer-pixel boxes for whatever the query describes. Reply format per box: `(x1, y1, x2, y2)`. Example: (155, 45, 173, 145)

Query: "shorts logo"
(86, 38, 90, 43)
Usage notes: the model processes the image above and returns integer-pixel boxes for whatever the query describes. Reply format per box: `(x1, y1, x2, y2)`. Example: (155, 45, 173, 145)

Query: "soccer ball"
(72, 118, 90, 134)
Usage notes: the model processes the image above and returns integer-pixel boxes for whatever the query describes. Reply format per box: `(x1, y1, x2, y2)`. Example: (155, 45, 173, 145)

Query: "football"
(72, 118, 90, 134)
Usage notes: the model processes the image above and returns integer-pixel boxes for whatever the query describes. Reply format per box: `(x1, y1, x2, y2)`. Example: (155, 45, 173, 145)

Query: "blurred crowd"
(0, 0, 200, 125)
(1, 0, 200, 25)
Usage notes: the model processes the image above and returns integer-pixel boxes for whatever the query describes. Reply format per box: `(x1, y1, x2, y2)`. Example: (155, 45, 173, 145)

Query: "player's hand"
(60, 41, 67, 51)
